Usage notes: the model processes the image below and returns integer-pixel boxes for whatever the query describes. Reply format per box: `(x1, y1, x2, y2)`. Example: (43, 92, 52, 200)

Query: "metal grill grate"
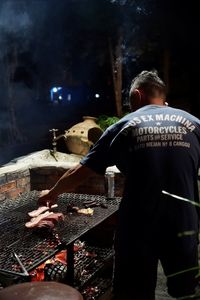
(42, 244, 113, 287)
(81, 277, 112, 300)
(74, 246, 113, 288)
(0, 192, 120, 274)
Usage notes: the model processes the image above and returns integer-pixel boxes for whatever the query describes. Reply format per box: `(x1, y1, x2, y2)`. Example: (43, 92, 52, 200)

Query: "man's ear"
(130, 89, 142, 111)
(134, 89, 142, 103)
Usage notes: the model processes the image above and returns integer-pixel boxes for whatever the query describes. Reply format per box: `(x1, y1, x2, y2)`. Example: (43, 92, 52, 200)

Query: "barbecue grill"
(0, 191, 120, 294)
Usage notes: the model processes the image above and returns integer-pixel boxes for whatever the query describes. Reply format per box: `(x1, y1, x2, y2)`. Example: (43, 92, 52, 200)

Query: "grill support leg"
(66, 242, 74, 286)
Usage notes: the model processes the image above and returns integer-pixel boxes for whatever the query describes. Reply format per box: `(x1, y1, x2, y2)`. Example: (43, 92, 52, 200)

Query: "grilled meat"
(28, 204, 58, 218)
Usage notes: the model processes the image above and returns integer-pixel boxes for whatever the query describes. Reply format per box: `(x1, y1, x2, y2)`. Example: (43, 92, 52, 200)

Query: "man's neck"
(148, 98, 165, 106)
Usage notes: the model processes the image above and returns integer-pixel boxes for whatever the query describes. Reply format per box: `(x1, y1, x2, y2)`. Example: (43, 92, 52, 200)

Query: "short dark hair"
(129, 70, 166, 100)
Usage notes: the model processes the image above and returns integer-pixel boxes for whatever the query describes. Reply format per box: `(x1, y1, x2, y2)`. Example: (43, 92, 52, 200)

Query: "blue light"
(52, 87, 62, 93)
(95, 93, 100, 98)
(52, 87, 58, 93)
(50, 87, 63, 102)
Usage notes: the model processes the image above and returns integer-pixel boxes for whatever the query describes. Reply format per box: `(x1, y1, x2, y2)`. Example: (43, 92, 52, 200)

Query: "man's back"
(115, 105, 200, 197)
(112, 105, 200, 231)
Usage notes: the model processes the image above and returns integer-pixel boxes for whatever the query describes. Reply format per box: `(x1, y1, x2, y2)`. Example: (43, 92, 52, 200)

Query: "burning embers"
(30, 250, 68, 282)
(29, 240, 98, 283)
(29, 240, 83, 282)
(28, 240, 113, 299)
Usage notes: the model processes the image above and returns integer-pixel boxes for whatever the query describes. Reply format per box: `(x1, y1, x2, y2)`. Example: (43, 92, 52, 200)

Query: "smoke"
(0, 1, 47, 164)
(0, 1, 32, 34)
(0, 0, 91, 164)
(108, 0, 154, 104)
(0, 0, 155, 164)
(110, 0, 127, 4)
(0, 1, 33, 61)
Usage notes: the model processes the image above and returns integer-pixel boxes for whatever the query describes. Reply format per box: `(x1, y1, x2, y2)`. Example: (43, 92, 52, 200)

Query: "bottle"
(105, 171, 115, 199)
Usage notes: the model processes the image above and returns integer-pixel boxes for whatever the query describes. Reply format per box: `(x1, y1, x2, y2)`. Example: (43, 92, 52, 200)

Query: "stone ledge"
(0, 174, 6, 185)
(1, 150, 120, 176)
(0, 150, 81, 176)
(0, 150, 123, 201)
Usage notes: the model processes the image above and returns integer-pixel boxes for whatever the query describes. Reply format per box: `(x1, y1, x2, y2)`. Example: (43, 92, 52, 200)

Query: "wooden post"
(109, 34, 123, 117)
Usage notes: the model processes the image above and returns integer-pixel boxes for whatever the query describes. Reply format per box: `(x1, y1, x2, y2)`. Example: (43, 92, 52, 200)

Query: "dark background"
(0, 0, 199, 165)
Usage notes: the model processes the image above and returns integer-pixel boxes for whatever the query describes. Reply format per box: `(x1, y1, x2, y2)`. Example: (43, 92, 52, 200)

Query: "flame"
(30, 251, 66, 281)
(30, 244, 82, 282)
(55, 250, 67, 264)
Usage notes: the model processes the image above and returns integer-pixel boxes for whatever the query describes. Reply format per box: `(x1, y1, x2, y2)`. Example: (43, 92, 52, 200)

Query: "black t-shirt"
(80, 105, 200, 232)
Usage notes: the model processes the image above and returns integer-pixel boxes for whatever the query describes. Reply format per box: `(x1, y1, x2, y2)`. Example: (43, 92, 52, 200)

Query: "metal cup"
(104, 171, 115, 199)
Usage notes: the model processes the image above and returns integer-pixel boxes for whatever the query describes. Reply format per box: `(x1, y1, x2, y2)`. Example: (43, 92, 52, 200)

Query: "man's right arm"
(38, 125, 121, 206)
(38, 164, 96, 206)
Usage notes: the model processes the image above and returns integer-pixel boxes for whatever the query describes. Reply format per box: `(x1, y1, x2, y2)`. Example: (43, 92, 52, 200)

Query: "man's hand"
(38, 189, 58, 207)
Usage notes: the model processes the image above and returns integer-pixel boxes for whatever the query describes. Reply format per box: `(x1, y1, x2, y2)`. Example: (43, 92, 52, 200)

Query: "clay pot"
(0, 282, 83, 300)
(64, 116, 103, 156)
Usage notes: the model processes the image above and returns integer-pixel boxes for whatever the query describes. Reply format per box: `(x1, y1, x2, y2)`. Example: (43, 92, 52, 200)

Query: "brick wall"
(0, 166, 124, 201)
(30, 167, 124, 196)
(0, 169, 30, 201)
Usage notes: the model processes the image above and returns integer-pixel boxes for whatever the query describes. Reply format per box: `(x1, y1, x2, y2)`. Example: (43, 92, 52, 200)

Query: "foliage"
(97, 115, 120, 131)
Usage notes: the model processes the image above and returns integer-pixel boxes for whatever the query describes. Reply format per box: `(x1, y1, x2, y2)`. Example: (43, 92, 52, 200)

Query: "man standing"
(38, 70, 200, 300)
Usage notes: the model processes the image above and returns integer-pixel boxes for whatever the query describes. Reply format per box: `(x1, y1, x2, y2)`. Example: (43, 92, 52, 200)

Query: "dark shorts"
(112, 193, 200, 300)
(112, 229, 199, 300)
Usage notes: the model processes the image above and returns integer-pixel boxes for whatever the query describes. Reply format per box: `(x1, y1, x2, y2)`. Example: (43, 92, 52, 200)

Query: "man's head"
(129, 70, 167, 111)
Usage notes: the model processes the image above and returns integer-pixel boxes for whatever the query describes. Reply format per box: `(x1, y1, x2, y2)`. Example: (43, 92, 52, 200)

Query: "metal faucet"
(49, 128, 64, 155)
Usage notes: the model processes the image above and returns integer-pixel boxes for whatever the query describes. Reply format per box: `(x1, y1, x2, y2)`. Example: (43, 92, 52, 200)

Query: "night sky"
(0, 0, 199, 164)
